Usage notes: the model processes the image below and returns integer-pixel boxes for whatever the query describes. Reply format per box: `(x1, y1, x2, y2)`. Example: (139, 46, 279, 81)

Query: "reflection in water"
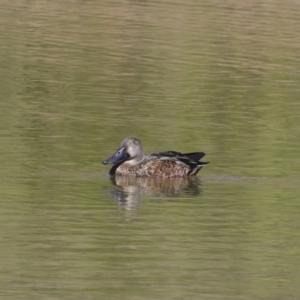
(110, 175, 201, 210)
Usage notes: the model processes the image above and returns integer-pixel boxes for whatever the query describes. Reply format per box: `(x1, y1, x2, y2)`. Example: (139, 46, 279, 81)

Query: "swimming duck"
(103, 137, 209, 178)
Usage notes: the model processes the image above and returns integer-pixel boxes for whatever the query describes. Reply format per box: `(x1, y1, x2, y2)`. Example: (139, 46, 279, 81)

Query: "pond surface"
(1, 1, 300, 299)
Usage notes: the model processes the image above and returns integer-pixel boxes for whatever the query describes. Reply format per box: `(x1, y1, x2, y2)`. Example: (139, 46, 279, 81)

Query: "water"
(1, 1, 300, 299)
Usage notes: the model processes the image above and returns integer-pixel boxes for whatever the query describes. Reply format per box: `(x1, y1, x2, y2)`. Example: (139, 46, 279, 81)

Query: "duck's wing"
(151, 151, 206, 162)
(148, 154, 209, 176)
(181, 152, 206, 161)
(151, 151, 183, 157)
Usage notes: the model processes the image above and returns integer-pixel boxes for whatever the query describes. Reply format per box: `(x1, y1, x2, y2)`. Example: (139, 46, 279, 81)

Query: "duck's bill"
(102, 147, 129, 165)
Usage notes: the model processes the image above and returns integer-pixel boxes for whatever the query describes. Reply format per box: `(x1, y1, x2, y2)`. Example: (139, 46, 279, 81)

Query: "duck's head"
(103, 137, 144, 165)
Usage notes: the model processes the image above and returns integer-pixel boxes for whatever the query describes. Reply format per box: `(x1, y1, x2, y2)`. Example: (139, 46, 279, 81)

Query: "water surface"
(1, 1, 300, 299)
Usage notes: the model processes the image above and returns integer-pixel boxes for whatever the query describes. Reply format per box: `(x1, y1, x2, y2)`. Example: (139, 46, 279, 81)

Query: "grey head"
(103, 137, 145, 165)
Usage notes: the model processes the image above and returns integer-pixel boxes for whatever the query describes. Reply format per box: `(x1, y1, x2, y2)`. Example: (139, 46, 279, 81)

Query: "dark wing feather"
(152, 151, 206, 162)
(151, 151, 183, 157)
(181, 152, 206, 161)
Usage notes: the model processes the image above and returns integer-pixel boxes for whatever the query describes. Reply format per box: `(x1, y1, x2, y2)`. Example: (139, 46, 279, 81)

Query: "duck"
(103, 137, 209, 178)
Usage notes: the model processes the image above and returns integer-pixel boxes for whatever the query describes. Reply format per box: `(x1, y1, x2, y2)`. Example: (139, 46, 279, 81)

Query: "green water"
(1, 1, 300, 299)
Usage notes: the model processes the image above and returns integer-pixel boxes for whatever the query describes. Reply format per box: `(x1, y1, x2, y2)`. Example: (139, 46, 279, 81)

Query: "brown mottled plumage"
(103, 137, 209, 178)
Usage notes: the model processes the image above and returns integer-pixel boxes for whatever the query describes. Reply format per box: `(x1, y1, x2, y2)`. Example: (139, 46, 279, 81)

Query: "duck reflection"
(110, 175, 201, 211)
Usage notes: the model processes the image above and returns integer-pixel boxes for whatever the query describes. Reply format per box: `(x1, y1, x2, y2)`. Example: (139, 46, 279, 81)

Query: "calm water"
(1, 1, 300, 299)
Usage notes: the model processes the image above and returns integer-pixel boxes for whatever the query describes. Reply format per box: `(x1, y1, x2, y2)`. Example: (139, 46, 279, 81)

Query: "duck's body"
(103, 138, 209, 178)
